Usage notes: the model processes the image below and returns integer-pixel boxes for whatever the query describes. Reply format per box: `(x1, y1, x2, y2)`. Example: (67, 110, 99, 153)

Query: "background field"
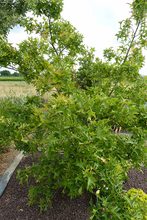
(0, 81, 36, 98)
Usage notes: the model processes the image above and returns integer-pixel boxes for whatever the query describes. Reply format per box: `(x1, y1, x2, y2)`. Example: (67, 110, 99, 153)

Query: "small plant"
(90, 188, 147, 220)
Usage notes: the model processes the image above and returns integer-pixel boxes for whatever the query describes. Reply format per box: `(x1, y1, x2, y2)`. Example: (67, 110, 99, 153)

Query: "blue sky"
(8, 0, 147, 75)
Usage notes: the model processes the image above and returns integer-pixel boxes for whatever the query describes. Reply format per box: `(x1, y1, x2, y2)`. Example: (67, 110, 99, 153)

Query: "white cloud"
(62, 0, 131, 56)
(62, 0, 146, 75)
(8, 26, 28, 46)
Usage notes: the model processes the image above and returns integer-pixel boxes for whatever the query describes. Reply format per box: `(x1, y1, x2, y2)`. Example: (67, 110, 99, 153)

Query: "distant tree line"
(0, 69, 20, 77)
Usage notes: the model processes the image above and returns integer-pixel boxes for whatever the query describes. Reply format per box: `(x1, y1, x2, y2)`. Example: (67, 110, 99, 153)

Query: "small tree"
(0, 0, 147, 219)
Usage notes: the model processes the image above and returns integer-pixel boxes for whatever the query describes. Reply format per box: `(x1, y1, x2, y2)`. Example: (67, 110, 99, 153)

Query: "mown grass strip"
(0, 77, 24, 81)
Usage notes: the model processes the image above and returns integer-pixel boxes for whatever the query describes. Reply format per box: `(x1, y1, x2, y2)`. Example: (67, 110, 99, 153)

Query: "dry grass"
(0, 81, 36, 98)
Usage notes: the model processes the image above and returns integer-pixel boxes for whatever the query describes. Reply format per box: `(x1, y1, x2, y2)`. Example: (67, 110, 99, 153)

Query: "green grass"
(0, 77, 24, 81)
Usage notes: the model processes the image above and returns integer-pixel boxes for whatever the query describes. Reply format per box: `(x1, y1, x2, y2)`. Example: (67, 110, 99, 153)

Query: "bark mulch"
(0, 155, 146, 220)
(0, 156, 90, 220)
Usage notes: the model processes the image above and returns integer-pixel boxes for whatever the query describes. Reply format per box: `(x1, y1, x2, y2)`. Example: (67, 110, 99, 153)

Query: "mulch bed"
(0, 155, 146, 220)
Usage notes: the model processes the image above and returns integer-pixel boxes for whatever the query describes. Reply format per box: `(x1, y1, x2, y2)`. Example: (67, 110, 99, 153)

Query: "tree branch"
(48, 17, 59, 56)
(108, 20, 141, 96)
(122, 20, 141, 64)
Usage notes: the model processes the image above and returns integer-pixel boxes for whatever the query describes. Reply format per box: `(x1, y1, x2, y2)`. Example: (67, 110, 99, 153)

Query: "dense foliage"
(0, 0, 147, 219)
(0, 97, 24, 152)
(0, 0, 28, 36)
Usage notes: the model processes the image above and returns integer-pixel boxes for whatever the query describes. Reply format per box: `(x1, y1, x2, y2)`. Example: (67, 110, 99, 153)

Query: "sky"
(8, 0, 147, 75)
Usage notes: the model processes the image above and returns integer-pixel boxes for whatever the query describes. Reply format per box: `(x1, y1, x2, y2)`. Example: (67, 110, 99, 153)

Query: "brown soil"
(0, 155, 146, 220)
(0, 156, 90, 220)
(0, 147, 19, 176)
(123, 168, 147, 192)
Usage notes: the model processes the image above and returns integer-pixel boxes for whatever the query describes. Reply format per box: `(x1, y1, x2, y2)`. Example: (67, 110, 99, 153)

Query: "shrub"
(90, 188, 147, 220)
(2, 90, 145, 216)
